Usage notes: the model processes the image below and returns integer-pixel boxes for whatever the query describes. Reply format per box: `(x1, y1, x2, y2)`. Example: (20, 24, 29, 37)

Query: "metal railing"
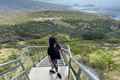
(0, 59, 30, 80)
(0, 45, 100, 80)
(0, 46, 48, 80)
(62, 45, 100, 80)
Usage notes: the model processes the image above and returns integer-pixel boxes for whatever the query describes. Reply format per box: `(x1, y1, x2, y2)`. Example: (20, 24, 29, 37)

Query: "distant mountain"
(73, 4, 95, 7)
(0, 0, 69, 11)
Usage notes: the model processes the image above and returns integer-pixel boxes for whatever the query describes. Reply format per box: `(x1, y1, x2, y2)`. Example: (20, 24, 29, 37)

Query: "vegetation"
(0, 11, 120, 80)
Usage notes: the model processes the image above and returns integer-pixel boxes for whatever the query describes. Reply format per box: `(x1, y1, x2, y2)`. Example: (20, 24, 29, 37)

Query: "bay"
(36, 0, 120, 20)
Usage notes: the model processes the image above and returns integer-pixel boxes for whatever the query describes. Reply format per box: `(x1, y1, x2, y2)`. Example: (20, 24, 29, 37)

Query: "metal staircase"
(0, 45, 100, 80)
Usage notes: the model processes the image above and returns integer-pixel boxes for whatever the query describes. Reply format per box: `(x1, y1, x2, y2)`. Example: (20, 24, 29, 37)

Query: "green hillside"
(0, 11, 120, 80)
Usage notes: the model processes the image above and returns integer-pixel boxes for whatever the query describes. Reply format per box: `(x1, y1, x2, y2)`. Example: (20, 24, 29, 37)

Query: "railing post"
(67, 45, 72, 57)
(68, 58, 71, 80)
(19, 60, 30, 80)
(4, 74, 9, 80)
(76, 68, 81, 80)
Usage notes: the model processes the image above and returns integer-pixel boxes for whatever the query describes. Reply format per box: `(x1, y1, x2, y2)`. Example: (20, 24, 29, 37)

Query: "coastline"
(71, 6, 120, 21)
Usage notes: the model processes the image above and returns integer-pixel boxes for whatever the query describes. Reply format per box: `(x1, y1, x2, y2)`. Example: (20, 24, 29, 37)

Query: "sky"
(34, 0, 95, 5)
(34, 0, 120, 8)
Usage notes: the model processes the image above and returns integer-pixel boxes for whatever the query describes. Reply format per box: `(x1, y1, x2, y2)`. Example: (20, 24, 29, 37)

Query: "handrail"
(71, 58, 100, 80)
(62, 45, 100, 80)
(0, 46, 66, 68)
(0, 59, 20, 67)
(0, 45, 100, 80)
(0, 46, 48, 80)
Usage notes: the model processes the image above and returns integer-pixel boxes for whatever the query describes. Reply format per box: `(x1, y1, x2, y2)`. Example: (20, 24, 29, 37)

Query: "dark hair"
(49, 36, 57, 47)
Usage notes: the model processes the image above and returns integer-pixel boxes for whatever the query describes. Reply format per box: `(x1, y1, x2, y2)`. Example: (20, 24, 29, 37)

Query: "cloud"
(95, 0, 120, 8)
(34, 0, 120, 9)
(34, 0, 95, 4)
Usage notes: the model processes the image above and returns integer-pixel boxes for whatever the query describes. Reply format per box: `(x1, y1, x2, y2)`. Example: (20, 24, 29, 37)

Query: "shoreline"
(0, 8, 120, 21)
(71, 6, 120, 21)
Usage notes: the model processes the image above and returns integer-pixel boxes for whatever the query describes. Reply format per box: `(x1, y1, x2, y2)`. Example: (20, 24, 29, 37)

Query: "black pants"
(51, 59, 58, 72)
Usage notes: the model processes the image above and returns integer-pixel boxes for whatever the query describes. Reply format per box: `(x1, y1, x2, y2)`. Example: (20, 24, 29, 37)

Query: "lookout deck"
(29, 57, 68, 80)
(0, 45, 100, 80)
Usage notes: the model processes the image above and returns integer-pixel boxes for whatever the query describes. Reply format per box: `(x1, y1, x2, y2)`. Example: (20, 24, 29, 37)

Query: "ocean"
(37, 0, 120, 20)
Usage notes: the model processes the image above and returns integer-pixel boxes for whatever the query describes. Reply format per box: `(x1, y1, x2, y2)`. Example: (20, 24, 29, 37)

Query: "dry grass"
(0, 11, 32, 25)
(0, 48, 18, 63)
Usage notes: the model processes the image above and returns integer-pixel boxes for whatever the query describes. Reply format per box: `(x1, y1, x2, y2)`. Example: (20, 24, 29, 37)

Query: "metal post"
(68, 58, 71, 80)
(4, 74, 9, 80)
(76, 68, 81, 80)
(19, 60, 30, 80)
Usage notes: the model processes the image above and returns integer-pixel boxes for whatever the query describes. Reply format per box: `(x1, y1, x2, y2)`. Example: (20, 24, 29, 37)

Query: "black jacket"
(48, 44, 61, 60)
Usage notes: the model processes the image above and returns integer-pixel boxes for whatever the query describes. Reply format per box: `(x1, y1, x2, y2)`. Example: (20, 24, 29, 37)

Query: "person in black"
(48, 35, 62, 79)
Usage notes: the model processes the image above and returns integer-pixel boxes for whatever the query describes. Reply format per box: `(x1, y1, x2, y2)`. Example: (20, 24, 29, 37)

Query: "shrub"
(26, 39, 47, 45)
(81, 30, 105, 40)
(106, 38, 120, 44)
(8, 52, 17, 60)
(89, 49, 113, 70)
